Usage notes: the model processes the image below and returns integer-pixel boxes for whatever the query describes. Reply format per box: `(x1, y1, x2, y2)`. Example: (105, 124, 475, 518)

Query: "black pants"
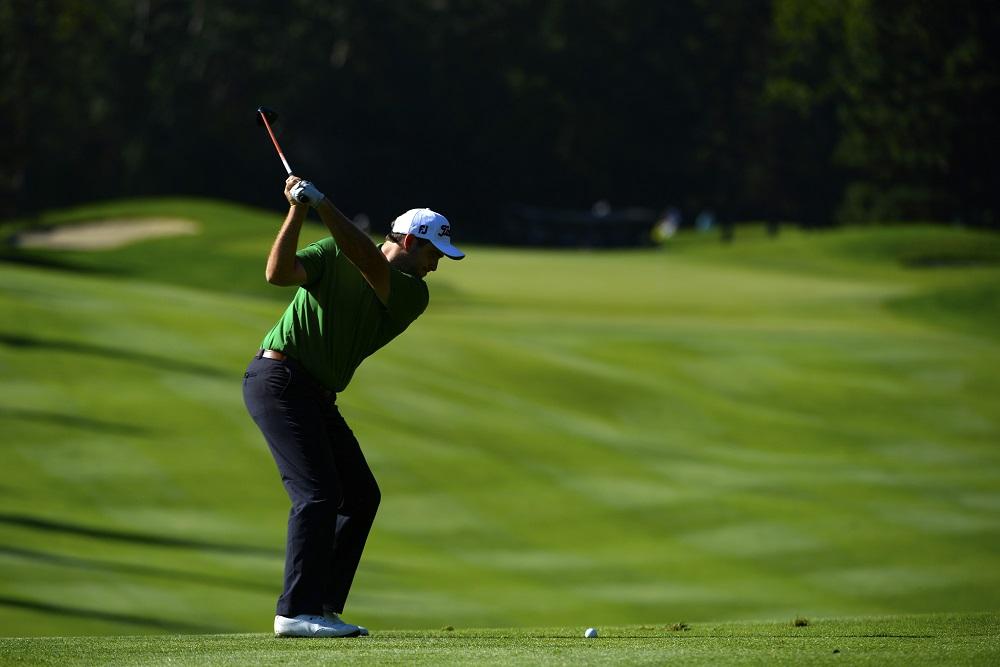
(242, 351, 380, 617)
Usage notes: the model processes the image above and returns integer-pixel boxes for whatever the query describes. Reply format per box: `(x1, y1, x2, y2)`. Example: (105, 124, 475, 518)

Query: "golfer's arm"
(314, 198, 391, 303)
(265, 205, 309, 286)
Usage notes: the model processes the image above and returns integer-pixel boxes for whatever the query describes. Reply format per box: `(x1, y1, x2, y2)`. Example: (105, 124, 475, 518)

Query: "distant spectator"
(592, 199, 612, 217)
(695, 209, 715, 232)
(652, 206, 681, 243)
(352, 212, 371, 234)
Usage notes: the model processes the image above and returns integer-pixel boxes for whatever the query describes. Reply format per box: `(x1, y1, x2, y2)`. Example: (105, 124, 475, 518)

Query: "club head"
(256, 106, 278, 127)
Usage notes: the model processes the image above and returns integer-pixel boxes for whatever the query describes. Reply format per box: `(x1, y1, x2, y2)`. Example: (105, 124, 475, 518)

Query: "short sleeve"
(296, 238, 334, 286)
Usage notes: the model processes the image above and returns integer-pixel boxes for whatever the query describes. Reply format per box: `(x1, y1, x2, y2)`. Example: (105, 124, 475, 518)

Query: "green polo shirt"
(260, 237, 429, 393)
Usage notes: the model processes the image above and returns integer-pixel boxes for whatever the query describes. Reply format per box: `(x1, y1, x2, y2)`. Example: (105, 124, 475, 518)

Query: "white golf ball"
(585, 627, 598, 638)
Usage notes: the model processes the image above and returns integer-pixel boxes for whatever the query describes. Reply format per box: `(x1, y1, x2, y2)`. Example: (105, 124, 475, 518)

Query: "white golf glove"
(290, 180, 326, 206)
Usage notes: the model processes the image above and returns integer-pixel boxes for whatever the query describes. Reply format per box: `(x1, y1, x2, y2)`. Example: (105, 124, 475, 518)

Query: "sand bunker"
(13, 218, 199, 251)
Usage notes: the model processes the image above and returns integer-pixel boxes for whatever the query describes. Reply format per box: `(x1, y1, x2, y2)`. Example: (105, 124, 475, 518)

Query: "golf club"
(257, 106, 318, 204)
(256, 106, 293, 176)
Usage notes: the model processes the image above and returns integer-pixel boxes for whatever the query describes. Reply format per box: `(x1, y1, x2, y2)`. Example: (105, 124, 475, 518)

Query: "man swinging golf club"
(243, 175, 464, 638)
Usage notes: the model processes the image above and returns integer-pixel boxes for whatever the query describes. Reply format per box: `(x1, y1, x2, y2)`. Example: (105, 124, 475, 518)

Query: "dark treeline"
(2, 0, 997, 237)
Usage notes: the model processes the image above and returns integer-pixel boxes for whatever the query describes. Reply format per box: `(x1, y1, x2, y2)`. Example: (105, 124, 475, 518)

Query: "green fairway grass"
(1, 200, 999, 638)
(0, 613, 997, 666)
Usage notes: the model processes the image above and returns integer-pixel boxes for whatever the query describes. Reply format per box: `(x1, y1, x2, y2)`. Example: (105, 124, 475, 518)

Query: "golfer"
(243, 175, 464, 638)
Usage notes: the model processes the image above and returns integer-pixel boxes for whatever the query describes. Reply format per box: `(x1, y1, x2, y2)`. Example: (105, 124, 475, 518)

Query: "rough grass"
(1, 200, 999, 639)
(0, 613, 997, 666)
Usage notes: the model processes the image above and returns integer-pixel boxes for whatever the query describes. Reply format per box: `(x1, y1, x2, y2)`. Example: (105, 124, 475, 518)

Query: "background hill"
(1, 199, 999, 636)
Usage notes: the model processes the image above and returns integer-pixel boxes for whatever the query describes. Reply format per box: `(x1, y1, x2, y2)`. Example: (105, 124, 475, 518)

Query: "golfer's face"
(412, 242, 444, 278)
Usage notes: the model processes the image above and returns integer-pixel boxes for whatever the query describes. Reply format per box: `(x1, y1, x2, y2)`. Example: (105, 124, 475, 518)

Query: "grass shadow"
(0, 333, 228, 379)
(0, 249, 116, 275)
(0, 546, 275, 594)
(0, 408, 149, 436)
(0, 595, 224, 633)
(0, 513, 282, 558)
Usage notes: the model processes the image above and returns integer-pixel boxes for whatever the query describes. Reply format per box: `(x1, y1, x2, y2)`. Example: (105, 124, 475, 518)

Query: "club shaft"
(278, 153, 292, 176)
(259, 112, 293, 175)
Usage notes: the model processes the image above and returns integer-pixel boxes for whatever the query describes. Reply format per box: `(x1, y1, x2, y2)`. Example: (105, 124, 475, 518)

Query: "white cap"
(391, 208, 465, 260)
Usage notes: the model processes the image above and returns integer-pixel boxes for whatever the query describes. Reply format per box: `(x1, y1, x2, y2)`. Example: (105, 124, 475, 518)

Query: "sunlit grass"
(1, 200, 998, 638)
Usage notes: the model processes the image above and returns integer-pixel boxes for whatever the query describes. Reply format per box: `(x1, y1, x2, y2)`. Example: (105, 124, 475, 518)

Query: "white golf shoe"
(274, 614, 363, 638)
(325, 611, 369, 637)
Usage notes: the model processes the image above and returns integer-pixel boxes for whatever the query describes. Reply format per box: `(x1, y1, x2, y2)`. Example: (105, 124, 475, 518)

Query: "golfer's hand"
(284, 176, 302, 206)
(287, 176, 326, 207)
(284, 176, 306, 207)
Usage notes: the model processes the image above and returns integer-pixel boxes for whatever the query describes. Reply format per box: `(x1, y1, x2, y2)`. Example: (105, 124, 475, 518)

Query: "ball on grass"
(585, 627, 598, 638)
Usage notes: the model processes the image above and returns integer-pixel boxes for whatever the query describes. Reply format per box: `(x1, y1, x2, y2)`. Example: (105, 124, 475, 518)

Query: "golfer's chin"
(402, 262, 431, 278)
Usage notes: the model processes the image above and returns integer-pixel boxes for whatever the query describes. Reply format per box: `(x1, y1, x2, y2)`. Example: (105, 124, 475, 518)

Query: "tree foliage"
(1, 0, 996, 231)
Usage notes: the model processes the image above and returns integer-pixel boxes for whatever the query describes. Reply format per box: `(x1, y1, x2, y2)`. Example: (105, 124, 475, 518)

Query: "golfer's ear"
(402, 234, 419, 250)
